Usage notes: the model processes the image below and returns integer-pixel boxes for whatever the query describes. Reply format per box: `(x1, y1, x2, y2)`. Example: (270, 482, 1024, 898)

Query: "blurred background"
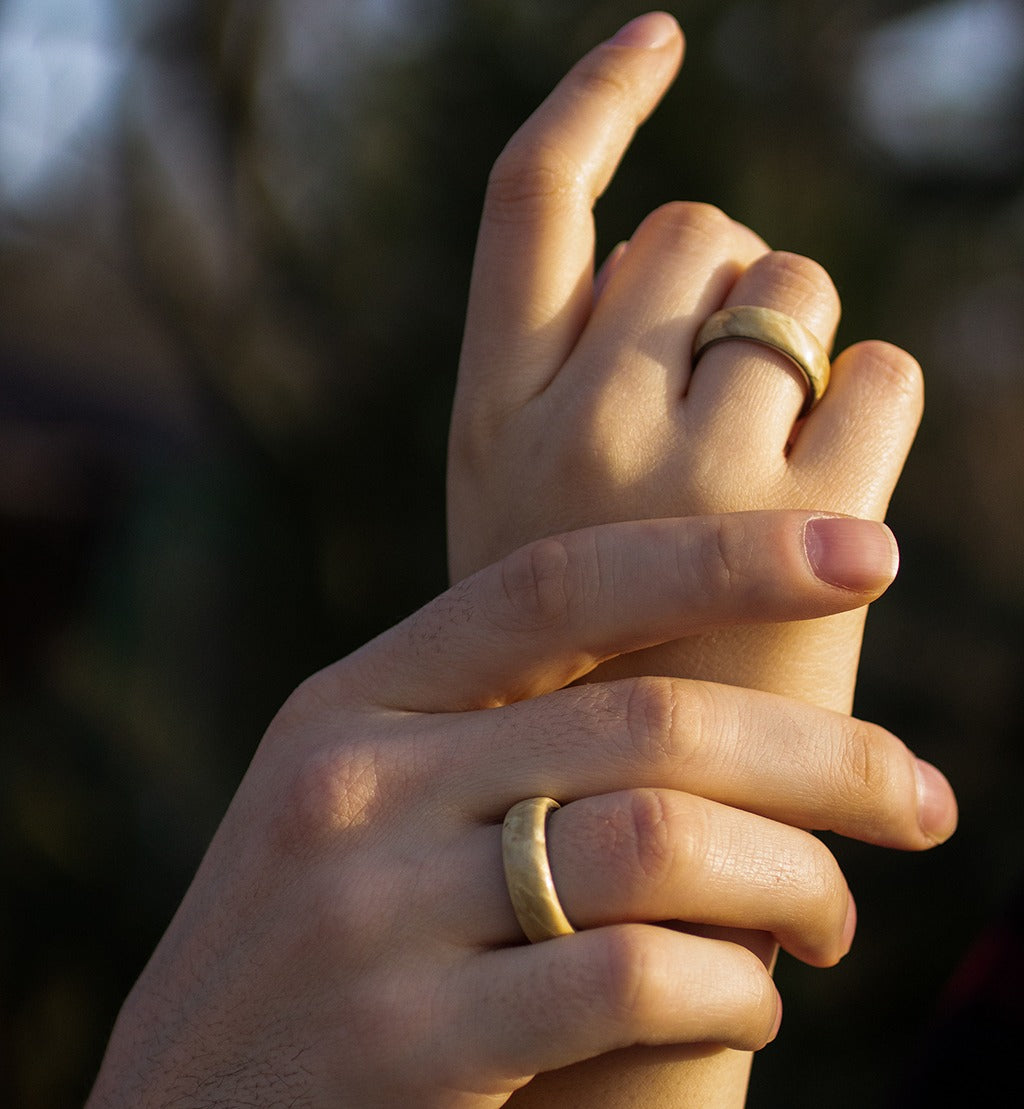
(1, 0, 1021, 1105)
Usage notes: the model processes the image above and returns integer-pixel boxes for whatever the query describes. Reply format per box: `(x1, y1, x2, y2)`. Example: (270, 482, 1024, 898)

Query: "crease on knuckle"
(530, 929, 650, 1036)
(693, 515, 753, 601)
(494, 535, 575, 634)
(570, 54, 634, 118)
(623, 676, 680, 765)
(486, 140, 583, 225)
(839, 721, 897, 817)
(593, 927, 657, 1028)
(624, 789, 676, 889)
(632, 679, 731, 785)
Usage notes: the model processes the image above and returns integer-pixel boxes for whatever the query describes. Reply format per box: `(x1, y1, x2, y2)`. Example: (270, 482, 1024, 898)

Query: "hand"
(448, 10, 922, 713)
(446, 12, 930, 1105)
(87, 511, 955, 1108)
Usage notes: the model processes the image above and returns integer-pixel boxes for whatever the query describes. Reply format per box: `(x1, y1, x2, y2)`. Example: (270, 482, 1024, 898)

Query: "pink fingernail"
(609, 12, 678, 49)
(803, 516, 899, 592)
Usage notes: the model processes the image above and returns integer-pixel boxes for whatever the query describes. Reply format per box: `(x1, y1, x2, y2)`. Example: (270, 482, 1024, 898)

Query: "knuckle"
(590, 926, 659, 1026)
(582, 928, 781, 1051)
(273, 740, 393, 854)
(494, 535, 575, 633)
(533, 926, 653, 1033)
(486, 139, 581, 225)
(272, 743, 434, 946)
(730, 949, 782, 1048)
(570, 51, 634, 114)
(848, 339, 925, 411)
(622, 676, 680, 762)
(791, 839, 850, 965)
(623, 789, 676, 887)
(699, 513, 757, 599)
(484, 50, 641, 229)
(758, 250, 840, 316)
(673, 801, 715, 880)
(640, 200, 734, 250)
(811, 843, 850, 927)
(839, 720, 899, 811)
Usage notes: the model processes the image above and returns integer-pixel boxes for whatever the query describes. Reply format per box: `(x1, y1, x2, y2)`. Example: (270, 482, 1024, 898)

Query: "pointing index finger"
(457, 13, 684, 409)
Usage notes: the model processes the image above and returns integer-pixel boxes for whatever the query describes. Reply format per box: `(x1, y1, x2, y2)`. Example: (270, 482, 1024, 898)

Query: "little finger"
(453, 925, 781, 1083)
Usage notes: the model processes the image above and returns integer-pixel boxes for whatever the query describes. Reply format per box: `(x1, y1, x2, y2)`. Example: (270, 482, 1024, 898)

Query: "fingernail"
(914, 758, 958, 844)
(609, 12, 678, 49)
(803, 516, 899, 592)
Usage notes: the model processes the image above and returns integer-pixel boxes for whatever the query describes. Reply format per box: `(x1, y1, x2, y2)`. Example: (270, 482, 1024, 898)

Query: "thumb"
(333, 511, 898, 713)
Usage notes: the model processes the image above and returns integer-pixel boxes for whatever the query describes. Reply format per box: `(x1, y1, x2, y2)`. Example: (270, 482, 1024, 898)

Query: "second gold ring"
(692, 305, 831, 416)
(502, 796, 576, 944)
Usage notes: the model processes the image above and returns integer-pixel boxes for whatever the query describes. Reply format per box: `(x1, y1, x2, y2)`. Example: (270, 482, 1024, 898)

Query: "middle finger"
(438, 676, 956, 851)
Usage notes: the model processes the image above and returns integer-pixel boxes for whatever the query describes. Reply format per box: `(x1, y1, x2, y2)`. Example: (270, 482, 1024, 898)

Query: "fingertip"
(607, 12, 682, 51)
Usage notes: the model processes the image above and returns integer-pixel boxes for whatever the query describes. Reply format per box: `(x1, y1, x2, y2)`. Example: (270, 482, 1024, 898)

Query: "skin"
(86, 512, 956, 1108)
(447, 11, 930, 1106)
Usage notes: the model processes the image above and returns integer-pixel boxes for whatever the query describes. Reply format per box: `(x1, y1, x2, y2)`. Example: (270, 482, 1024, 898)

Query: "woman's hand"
(87, 511, 955, 1108)
(447, 10, 922, 714)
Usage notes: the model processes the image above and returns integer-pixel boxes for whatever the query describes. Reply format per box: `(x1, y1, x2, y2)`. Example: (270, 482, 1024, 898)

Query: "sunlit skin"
(86, 511, 954, 1109)
(83, 13, 959, 1109)
(447, 11, 939, 1107)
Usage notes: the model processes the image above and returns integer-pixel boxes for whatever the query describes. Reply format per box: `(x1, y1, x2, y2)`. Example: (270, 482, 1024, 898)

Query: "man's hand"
(87, 511, 954, 1108)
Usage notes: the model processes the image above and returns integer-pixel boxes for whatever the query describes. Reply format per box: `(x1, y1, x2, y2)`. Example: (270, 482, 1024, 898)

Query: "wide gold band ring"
(692, 305, 831, 416)
(502, 797, 576, 944)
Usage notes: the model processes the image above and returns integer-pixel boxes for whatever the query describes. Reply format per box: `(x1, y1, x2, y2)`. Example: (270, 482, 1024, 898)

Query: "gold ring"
(692, 305, 831, 415)
(502, 797, 576, 943)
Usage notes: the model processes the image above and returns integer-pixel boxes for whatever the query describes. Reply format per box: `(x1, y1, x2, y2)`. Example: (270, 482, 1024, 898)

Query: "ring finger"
(453, 787, 853, 967)
(566, 202, 767, 402)
(684, 250, 842, 449)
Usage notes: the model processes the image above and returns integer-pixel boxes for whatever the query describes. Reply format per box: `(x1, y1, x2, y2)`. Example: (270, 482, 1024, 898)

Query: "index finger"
(456, 13, 684, 409)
